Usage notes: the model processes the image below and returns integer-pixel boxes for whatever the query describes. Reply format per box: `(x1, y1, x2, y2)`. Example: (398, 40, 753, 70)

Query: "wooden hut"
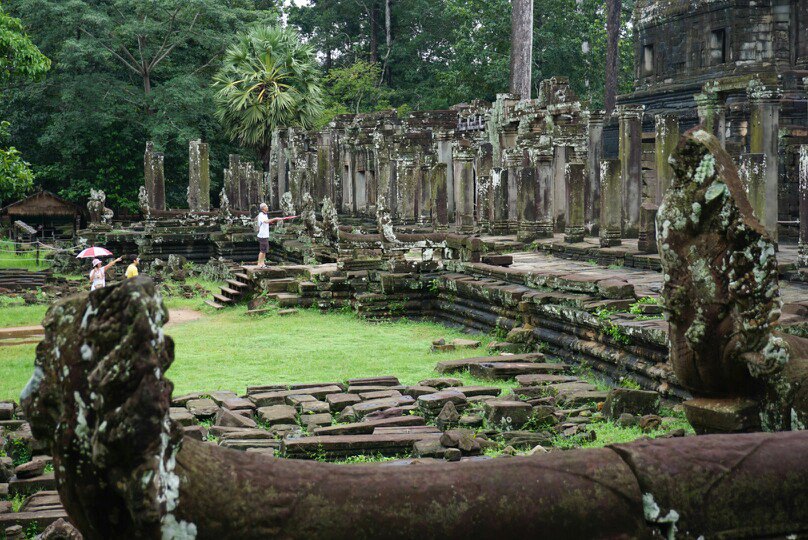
(0, 191, 84, 240)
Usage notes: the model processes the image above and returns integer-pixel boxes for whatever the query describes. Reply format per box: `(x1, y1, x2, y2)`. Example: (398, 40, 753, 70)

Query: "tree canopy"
(0, 2, 49, 206)
(213, 25, 324, 168)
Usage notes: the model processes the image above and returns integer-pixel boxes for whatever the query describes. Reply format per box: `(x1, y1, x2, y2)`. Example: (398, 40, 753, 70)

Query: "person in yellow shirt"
(125, 257, 140, 279)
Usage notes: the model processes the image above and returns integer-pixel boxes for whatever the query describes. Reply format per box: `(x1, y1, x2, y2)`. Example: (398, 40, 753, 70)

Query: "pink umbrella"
(76, 246, 113, 259)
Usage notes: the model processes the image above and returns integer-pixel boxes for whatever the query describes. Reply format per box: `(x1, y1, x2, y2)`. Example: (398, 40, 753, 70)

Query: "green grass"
(0, 302, 495, 400)
(0, 296, 48, 327)
(0, 239, 53, 270)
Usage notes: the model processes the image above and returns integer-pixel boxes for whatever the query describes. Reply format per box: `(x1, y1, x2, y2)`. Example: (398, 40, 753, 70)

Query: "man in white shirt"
(256, 203, 271, 268)
(256, 203, 298, 268)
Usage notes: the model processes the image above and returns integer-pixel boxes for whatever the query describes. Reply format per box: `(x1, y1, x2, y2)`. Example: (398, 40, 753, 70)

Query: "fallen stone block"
(256, 405, 297, 425)
(345, 376, 401, 387)
(683, 398, 761, 434)
(282, 433, 440, 459)
(186, 398, 219, 418)
(469, 362, 568, 380)
(417, 390, 468, 415)
(215, 408, 257, 429)
(250, 386, 343, 407)
(435, 352, 546, 374)
(222, 397, 255, 412)
(515, 374, 579, 387)
(603, 388, 660, 419)
(325, 393, 361, 412)
(358, 389, 402, 401)
(169, 407, 195, 426)
(402, 385, 439, 398)
(312, 416, 426, 436)
(418, 378, 463, 389)
(485, 400, 532, 429)
(299, 400, 333, 415)
(301, 413, 333, 431)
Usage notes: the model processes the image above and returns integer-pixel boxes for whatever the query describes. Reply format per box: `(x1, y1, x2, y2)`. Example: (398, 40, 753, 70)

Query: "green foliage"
(0, 2, 49, 85)
(318, 60, 391, 126)
(0, 4, 48, 206)
(2, 0, 277, 211)
(619, 376, 642, 390)
(213, 25, 323, 165)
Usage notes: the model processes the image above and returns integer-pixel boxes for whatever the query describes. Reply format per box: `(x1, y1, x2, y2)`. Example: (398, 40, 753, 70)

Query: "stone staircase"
(205, 269, 254, 309)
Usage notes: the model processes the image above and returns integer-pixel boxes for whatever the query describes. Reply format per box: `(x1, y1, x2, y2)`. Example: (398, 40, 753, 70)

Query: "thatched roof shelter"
(1, 190, 84, 239)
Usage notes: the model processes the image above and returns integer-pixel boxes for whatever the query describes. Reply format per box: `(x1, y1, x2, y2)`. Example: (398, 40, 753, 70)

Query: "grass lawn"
(0, 302, 499, 401)
(0, 239, 53, 270)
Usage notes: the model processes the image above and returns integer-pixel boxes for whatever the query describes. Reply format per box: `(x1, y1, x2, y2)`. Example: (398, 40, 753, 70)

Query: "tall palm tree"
(213, 26, 324, 170)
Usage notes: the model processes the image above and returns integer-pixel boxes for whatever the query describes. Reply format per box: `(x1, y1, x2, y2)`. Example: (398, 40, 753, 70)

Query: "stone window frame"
(642, 43, 656, 77)
(708, 27, 729, 66)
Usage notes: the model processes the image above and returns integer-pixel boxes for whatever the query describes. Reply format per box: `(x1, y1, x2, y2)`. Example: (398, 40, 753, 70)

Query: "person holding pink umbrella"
(89, 256, 122, 291)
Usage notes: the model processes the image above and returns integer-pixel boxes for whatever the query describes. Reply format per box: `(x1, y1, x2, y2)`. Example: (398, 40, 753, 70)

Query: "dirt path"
(0, 309, 204, 343)
(166, 309, 204, 326)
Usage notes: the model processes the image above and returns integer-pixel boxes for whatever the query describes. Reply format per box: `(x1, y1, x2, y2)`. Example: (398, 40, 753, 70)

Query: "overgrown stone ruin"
(4, 277, 806, 539)
(7, 1, 808, 535)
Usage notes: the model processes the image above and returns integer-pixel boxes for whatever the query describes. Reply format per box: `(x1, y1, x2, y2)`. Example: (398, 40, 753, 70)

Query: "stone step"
(282, 432, 440, 458)
(204, 300, 225, 310)
(220, 286, 241, 296)
(226, 279, 250, 289)
(0, 508, 68, 530)
(435, 353, 546, 374)
(276, 293, 303, 307)
(8, 472, 56, 495)
(469, 362, 568, 380)
(211, 293, 233, 304)
(311, 415, 425, 436)
(264, 278, 298, 292)
(233, 272, 251, 281)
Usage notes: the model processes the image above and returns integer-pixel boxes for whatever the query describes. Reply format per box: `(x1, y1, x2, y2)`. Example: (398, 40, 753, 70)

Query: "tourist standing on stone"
(125, 257, 140, 279)
(256, 203, 296, 268)
(89, 257, 122, 291)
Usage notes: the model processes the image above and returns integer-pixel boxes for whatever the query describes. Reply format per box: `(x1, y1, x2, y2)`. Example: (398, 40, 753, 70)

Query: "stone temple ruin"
(4, 0, 808, 537)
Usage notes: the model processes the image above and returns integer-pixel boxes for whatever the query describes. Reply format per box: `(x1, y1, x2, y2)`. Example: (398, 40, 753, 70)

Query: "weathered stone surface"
(222, 397, 255, 411)
(0, 402, 13, 420)
(436, 402, 460, 431)
(418, 378, 463, 389)
(485, 400, 532, 428)
(603, 388, 660, 419)
(312, 416, 425, 436)
(14, 460, 44, 479)
(215, 408, 257, 429)
(182, 425, 207, 441)
(301, 413, 333, 431)
(186, 398, 219, 418)
(325, 393, 361, 412)
(469, 362, 568, 380)
(501, 430, 553, 449)
(250, 386, 343, 407)
(439, 429, 480, 453)
(682, 398, 761, 434)
(256, 405, 297, 425)
(417, 390, 467, 414)
(358, 389, 402, 400)
(169, 407, 195, 426)
(435, 353, 545, 374)
(282, 433, 440, 459)
(402, 385, 439, 398)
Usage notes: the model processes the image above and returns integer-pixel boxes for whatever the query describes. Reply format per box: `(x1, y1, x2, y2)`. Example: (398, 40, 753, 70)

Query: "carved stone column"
(453, 143, 476, 233)
(564, 162, 586, 243)
(655, 114, 679, 204)
(586, 111, 605, 234)
(144, 142, 166, 211)
(739, 153, 767, 233)
(600, 159, 622, 247)
(430, 163, 449, 229)
(490, 168, 509, 235)
(799, 146, 808, 267)
(516, 150, 540, 242)
(748, 84, 782, 243)
(188, 140, 210, 212)
(617, 105, 643, 237)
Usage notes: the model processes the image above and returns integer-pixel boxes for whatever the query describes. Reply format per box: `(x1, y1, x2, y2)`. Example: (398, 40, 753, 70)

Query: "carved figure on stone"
(138, 186, 150, 220)
(18, 277, 808, 538)
(301, 192, 321, 238)
(658, 128, 808, 431)
(280, 191, 296, 217)
(376, 195, 398, 244)
(87, 189, 114, 226)
(219, 186, 231, 219)
(321, 197, 340, 246)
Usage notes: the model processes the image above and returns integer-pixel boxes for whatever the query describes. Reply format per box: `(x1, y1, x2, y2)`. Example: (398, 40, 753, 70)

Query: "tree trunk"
(370, 0, 379, 63)
(605, 0, 622, 115)
(20, 277, 808, 540)
(509, 0, 533, 100)
(383, 0, 393, 84)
